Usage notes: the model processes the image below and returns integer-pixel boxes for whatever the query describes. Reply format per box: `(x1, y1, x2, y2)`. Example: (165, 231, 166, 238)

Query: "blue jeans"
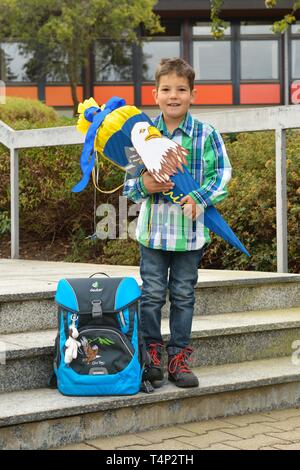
(139, 243, 206, 356)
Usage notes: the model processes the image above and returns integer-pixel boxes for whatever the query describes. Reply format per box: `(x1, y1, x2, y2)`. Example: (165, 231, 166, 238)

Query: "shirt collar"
(154, 112, 194, 138)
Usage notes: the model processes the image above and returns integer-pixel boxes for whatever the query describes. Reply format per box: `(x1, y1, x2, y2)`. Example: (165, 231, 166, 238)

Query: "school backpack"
(51, 273, 153, 396)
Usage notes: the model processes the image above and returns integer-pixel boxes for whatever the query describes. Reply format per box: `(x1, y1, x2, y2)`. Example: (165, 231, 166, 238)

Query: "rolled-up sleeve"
(189, 128, 232, 207)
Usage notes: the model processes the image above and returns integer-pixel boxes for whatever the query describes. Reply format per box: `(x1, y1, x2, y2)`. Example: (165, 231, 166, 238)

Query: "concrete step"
(1, 266, 300, 334)
(1, 308, 300, 394)
(1, 356, 300, 449)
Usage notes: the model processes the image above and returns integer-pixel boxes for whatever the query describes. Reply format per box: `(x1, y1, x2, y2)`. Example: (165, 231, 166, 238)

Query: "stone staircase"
(0, 259, 300, 450)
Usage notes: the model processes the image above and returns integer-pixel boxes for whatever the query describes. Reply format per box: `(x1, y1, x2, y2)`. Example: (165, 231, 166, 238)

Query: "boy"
(123, 58, 232, 388)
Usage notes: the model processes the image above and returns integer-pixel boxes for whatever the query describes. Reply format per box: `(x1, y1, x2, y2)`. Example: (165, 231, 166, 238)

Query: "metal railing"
(1, 105, 300, 272)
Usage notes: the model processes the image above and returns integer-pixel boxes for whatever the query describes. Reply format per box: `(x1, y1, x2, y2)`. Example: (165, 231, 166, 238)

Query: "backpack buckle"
(91, 299, 102, 318)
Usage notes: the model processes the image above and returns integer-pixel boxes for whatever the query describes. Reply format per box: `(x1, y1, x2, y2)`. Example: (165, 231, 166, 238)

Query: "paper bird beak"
(145, 126, 161, 141)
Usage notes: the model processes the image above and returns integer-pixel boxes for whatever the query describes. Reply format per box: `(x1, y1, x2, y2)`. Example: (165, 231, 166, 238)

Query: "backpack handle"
(89, 272, 110, 278)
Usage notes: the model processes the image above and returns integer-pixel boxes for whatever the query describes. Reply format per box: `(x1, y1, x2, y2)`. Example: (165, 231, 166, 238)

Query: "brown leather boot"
(143, 343, 164, 387)
(168, 347, 199, 388)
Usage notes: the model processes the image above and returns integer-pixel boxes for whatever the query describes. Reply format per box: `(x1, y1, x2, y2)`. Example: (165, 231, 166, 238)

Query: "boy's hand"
(180, 195, 203, 221)
(142, 171, 174, 194)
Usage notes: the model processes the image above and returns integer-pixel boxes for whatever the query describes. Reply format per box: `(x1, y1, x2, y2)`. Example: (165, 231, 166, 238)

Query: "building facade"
(0, 0, 299, 108)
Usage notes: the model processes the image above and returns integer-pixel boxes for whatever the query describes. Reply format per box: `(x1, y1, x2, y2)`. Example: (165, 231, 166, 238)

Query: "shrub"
(0, 97, 59, 129)
(201, 129, 300, 273)
(0, 97, 123, 259)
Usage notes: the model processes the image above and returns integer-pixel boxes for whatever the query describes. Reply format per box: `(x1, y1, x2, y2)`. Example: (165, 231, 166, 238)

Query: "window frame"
(192, 22, 232, 83)
(238, 22, 281, 84)
(239, 38, 280, 82)
(291, 38, 300, 80)
(291, 21, 300, 80)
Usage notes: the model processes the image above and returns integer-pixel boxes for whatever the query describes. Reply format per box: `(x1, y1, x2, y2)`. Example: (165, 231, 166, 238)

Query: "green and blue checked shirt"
(123, 112, 232, 251)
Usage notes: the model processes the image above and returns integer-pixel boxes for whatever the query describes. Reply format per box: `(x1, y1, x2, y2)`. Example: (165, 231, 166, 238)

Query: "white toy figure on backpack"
(65, 326, 81, 365)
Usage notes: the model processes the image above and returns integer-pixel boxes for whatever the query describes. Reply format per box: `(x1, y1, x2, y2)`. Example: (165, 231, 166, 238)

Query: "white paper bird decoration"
(131, 122, 189, 183)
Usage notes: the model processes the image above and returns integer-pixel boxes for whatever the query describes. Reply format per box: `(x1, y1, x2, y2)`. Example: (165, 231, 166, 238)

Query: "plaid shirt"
(123, 112, 232, 251)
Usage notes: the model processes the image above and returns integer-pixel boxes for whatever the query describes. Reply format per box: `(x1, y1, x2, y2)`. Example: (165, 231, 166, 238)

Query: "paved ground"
(54, 407, 300, 450)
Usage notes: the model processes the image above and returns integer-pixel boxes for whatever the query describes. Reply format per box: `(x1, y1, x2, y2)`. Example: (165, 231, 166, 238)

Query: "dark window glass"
(241, 40, 278, 80)
(142, 19, 181, 37)
(193, 41, 231, 80)
(46, 68, 69, 83)
(94, 41, 133, 82)
(292, 40, 300, 78)
(142, 40, 180, 81)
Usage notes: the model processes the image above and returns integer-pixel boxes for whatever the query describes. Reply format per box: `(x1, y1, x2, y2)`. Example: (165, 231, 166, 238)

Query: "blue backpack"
(52, 274, 152, 396)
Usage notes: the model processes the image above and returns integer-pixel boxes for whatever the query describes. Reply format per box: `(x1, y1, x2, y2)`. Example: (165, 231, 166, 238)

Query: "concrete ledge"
(2, 382, 300, 450)
(1, 357, 300, 449)
(1, 356, 300, 427)
(1, 259, 300, 302)
(1, 308, 300, 395)
(2, 308, 300, 360)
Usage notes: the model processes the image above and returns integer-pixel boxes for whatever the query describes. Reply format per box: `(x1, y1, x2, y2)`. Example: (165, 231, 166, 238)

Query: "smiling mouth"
(168, 103, 180, 107)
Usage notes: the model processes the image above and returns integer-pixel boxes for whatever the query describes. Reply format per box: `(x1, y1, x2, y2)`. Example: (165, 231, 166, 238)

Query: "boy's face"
(152, 73, 196, 124)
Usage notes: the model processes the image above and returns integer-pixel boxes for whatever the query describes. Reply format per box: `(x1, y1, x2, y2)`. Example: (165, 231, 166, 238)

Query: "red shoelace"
(149, 343, 163, 366)
(168, 347, 193, 374)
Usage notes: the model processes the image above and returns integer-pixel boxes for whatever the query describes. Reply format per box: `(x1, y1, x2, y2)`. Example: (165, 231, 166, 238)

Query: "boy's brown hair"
(155, 58, 195, 91)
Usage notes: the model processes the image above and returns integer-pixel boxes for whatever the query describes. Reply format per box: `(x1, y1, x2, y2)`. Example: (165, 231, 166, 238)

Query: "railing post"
(10, 148, 19, 259)
(275, 128, 288, 273)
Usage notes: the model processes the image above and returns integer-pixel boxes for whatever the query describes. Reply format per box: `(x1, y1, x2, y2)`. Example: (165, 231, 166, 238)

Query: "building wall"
(1, 7, 299, 108)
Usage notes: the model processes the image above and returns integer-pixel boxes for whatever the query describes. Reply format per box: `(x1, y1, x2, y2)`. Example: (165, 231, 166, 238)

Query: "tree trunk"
(83, 45, 94, 100)
(70, 80, 79, 116)
(67, 50, 79, 116)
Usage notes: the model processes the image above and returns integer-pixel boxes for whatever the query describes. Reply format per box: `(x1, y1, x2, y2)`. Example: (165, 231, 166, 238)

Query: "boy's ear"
(191, 88, 197, 104)
(152, 88, 158, 104)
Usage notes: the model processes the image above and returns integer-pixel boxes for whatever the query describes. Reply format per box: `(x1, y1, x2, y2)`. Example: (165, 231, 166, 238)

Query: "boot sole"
(168, 374, 199, 388)
(152, 378, 165, 389)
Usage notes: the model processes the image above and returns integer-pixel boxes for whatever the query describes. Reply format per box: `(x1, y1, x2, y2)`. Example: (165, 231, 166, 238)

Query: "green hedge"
(0, 97, 59, 129)
(0, 98, 299, 272)
(0, 98, 124, 261)
(204, 130, 300, 273)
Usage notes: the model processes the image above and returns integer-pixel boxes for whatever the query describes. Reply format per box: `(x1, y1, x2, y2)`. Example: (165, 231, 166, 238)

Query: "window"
(193, 41, 231, 80)
(192, 22, 231, 81)
(292, 40, 300, 79)
(240, 40, 278, 80)
(239, 22, 280, 81)
(94, 41, 133, 82)
(142, 40, 180, 81)
(291, 22, 300, 34)
(0, 42, 32, 82)
(192, 23, 231, 36)
(240, 24, 274, 35)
